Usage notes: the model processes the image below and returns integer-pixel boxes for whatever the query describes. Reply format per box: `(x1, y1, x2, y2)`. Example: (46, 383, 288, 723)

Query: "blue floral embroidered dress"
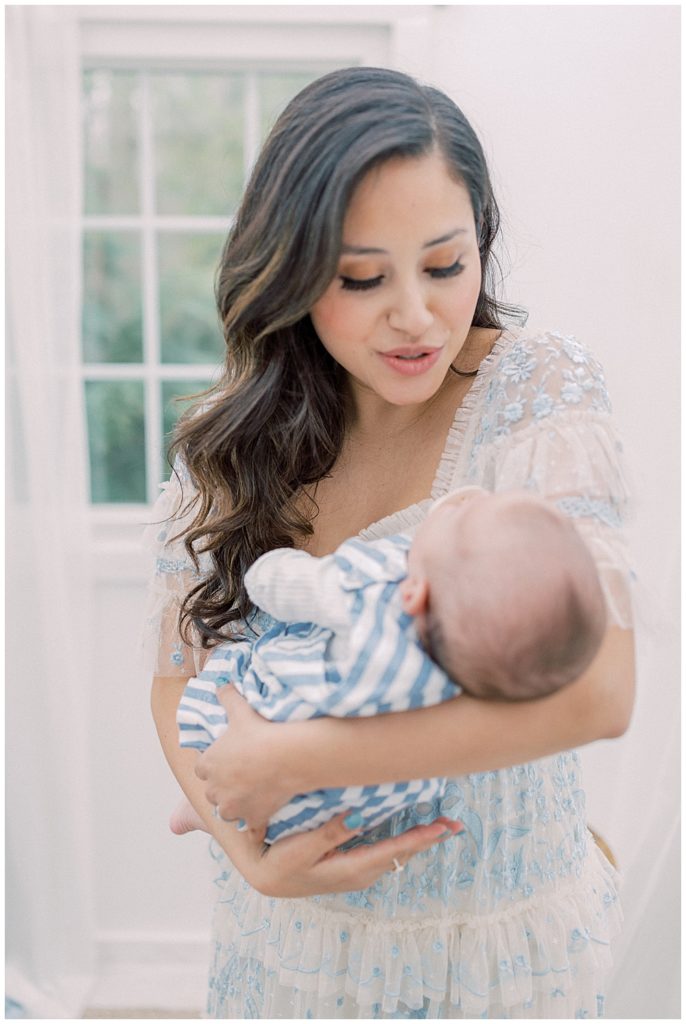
(144, 326, 633, 1019)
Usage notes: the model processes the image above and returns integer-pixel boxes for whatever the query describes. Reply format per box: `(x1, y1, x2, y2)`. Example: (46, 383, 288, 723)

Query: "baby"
(172, 487, 607, 842)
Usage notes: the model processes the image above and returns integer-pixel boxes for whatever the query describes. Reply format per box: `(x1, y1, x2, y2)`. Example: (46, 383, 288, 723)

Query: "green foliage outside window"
(82, 65, 328, 503)
(83, 69, 140, 216)
(85, 380, 146, 503)
(151, 72, 245, 217)
(82, 231, 143, 363)
(158, 234, 225, 364)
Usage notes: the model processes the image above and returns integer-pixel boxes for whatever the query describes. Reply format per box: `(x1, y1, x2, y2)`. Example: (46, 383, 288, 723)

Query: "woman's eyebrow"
(340, 228, 468, 256)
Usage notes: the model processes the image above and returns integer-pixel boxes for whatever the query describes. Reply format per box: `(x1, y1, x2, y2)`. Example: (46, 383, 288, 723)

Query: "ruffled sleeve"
(141, 458, 210, 677)
(463, 330, 634, 628)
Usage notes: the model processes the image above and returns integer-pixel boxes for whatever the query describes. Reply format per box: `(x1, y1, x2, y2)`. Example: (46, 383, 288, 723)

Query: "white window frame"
(78, 5, 433, 574)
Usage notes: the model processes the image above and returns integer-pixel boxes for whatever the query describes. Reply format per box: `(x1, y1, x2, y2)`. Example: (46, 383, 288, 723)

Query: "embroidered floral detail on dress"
(469, 332, 612, 457)
(555, 496, 623, 528)
(155, 556, 193, 575)
(532, 391, 555, 419)
(170, 644, 185, 667)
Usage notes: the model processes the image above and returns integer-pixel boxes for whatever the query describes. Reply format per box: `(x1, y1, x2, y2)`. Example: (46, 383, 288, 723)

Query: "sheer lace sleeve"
(141, 459, 209, 677)
(464, 330, 635, 628)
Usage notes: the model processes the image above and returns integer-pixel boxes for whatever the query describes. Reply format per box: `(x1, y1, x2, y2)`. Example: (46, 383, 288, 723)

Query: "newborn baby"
(173, 487, 607, 842)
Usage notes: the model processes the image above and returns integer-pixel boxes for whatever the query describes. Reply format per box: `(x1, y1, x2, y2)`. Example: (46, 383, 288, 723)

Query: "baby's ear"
(399, 575, 429, 617)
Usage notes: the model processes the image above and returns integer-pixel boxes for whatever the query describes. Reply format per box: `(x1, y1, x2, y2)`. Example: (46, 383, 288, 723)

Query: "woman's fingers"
(246, 822, 268, 845)
(309, 816, 464, 893)
(345, 816, 463, 870)
(228, 815, 465, 898)
(215, 682, 243, 714)
(216, 683, 264, 725)
(193, 686, 297, 826)
(206, 784, 270, 833)
(258, 812, 361, 876)
(309, 811, 365, 854)
(275, 814, 462, 888)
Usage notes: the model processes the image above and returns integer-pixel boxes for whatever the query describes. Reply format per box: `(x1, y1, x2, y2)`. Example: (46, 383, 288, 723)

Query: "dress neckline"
(358, 325, 517, 541)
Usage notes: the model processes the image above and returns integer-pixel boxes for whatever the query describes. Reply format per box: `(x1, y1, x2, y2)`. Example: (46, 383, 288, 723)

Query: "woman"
(149, 67, 634, 1018)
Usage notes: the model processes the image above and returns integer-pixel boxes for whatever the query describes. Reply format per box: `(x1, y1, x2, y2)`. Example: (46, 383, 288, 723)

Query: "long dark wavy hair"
(169, 66, 527, 648)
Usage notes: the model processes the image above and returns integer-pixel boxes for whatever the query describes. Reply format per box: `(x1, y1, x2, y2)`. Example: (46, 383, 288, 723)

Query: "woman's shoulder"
(494, 323, 608, 384)
(478, 324, 613, 425)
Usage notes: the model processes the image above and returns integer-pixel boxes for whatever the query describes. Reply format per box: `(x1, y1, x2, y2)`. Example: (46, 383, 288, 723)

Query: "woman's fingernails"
(437, 829, 454, 839)
(236, 819, 247, 832)
(343, 811, 364, 830)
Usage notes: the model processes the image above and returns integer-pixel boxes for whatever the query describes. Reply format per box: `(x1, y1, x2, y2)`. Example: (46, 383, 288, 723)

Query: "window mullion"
(139, 71, 164, 501)
(80, 363, 220, 380)
(83, 214, 231, 232)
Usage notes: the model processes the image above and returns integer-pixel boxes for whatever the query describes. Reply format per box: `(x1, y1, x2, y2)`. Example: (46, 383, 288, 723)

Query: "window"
(77, 7, 427, 516)
(81, 64, 337, 505)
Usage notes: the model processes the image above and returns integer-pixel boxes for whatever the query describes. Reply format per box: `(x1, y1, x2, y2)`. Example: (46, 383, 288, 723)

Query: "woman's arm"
(196, 625, 634, 828)
(151, 675, 222, 832)
(151, 676, 463, 897)
(294, 625, 635, 783)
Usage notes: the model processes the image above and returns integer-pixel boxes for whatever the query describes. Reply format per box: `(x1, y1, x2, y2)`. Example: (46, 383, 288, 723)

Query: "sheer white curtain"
(6, 7, 96, 1017)
(582, 547, 681, 1019)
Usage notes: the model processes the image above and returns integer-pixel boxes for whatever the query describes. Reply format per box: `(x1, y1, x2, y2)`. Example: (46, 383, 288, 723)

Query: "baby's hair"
(425, 498, 607, 700)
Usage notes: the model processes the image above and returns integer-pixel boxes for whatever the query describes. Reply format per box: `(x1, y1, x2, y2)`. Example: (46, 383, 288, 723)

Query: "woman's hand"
(194, 685, 301, 829)
(194, 627, 635, 827)
(152, 677, 465, 898)
(216, 812, 463, 898)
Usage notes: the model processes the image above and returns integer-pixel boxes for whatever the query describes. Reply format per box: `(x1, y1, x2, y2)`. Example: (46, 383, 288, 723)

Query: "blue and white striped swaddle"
(177, 535, 459, 842)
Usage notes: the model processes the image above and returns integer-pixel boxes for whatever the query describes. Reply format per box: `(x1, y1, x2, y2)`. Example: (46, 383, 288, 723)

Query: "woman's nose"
(387, 281, 434, 337)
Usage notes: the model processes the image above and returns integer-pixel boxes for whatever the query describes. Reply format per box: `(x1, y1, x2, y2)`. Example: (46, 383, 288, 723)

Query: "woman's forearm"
(151, 675, 462, 899)
(282, 626, 635, 793)
(150, 675, 250, 857)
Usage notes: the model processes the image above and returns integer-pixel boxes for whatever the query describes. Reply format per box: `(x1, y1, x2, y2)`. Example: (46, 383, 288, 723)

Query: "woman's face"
(310, 149, 482, 408)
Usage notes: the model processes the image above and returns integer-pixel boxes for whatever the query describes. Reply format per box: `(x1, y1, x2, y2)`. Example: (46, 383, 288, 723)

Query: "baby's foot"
(169, 799, 208, 836)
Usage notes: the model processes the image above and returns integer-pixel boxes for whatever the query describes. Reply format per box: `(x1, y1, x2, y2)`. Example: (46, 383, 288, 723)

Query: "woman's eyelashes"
(340, 273, 384, 292)
(339, 259, 465, 291)
(429, 259, 466, 280)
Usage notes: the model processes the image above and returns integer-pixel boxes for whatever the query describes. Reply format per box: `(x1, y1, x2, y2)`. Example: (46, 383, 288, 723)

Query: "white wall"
(88, 575, 216, 1008)
(420, 7, 681, 1018)
(78, 5, 680, 1016)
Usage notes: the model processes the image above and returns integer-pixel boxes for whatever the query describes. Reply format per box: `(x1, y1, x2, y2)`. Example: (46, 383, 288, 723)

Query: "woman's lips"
(377, 346, 443, 375)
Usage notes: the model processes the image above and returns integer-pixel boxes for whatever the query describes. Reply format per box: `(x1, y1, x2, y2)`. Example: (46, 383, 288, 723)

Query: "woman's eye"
(428, 259, 465, 279)
(339, 259, 464, 291)
(340, 275, 384, 292)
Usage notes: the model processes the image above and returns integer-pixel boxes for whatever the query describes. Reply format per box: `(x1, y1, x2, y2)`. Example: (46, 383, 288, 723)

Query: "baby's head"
(400, 488, 607, 700)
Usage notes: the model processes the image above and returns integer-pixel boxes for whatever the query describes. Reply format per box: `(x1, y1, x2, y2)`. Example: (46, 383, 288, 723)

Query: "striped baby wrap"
(177, 535, 459, 842)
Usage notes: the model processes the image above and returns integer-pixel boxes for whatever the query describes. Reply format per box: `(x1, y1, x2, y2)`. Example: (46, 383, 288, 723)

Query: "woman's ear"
(399, 575, 430, 617)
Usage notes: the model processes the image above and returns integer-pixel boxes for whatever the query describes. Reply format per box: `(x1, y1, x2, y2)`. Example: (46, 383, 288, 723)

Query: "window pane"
(161, 379, 211, 476)
(82, 231, 143, 363)
(83, 70, 140, 215)
(259, 72, 319, 140)
(158, 233, 225, 364)
(85, 380, 146, 503)
(151, 73, 244, 216)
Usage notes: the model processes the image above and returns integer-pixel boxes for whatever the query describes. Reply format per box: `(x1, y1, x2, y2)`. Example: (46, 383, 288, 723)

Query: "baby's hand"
(194, 685, 297, 830)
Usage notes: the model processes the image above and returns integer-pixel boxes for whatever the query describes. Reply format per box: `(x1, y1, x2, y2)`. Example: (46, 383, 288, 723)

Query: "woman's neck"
(345, 375, 450, 443)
